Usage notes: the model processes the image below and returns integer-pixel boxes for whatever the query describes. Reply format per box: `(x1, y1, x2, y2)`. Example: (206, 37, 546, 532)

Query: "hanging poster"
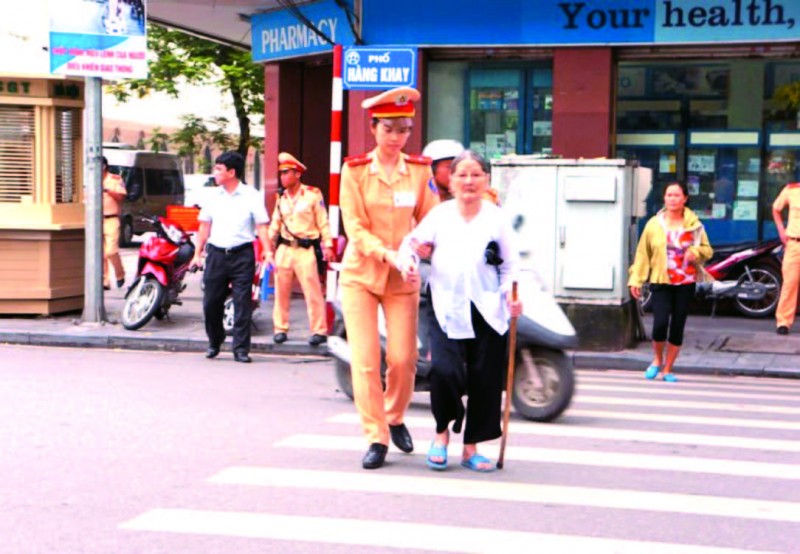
(733, 200, 758, 221)
(688, 154, 715, 173)
(737, 180, 759, 198)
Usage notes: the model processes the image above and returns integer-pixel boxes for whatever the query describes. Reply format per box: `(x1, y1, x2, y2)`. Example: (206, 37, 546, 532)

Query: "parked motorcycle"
(328, 266, 578, 422)
(121, 216, 195, 330)
(222, 240, 268, 335)
(639, 238, 783, 318)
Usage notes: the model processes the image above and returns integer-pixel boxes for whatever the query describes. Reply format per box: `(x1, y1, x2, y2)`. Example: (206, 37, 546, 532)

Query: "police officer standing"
(190, 151, 272, 363)
(773, 181, 800, 335)
(339, 87, 439, 469)
(101, 156, 127, 290)
(269, 152, 334, 346)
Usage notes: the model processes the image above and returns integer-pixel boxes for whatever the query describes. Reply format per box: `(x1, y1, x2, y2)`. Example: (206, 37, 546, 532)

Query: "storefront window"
(616, 58, 799, 244)
(0, 106, 35, 203)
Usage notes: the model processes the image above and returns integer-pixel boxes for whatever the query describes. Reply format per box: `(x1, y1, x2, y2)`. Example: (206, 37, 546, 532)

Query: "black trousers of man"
(428, 302, 507, 445)
(203, 244, 255, 355)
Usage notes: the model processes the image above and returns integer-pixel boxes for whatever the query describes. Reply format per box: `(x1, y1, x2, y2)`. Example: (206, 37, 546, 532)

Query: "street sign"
(342, 47, 417, 90)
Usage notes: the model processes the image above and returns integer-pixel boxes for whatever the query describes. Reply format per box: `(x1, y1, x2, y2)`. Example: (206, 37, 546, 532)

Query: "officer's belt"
(277, 236, 320, 249)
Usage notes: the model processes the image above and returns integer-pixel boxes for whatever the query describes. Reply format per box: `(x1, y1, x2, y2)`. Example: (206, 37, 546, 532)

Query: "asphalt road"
(2, 346, 799, 553)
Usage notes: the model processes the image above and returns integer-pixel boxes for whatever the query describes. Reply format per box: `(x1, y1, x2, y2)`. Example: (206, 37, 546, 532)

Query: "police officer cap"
(362, 86, 421, 119)
(278, 152, 307, 173)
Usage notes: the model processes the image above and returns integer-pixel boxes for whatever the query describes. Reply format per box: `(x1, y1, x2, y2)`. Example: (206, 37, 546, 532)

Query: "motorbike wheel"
(512, 347, 575, 422)
(121, 277, 165, 330)
(733, 263, 782, 318)
(120, 216, 134, 247)
(223, 296, 234, 335)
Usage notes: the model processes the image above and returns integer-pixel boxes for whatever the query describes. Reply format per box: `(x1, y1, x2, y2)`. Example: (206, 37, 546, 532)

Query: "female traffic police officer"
(339, 86, 439, 469)
(268, 152, 334, 346)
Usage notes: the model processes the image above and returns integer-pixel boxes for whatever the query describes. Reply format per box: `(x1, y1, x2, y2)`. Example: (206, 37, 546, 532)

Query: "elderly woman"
(398, 149, 521, 472)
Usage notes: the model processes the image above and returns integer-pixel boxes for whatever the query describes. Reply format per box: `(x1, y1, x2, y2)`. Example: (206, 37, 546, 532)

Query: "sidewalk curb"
(3, 331, 799, 379)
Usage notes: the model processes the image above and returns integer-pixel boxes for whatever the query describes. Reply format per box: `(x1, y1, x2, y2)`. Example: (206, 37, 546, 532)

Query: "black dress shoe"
(362, 443, 388, 469)
(308, 334, 327, 346)
(389, 423, 414, 453)
(205, 346, 220, 359)
(233, 352, 252, 363)
(116, 278, 125, 289)
(274, 332, 288, 344)
(777, 326, 789, 336)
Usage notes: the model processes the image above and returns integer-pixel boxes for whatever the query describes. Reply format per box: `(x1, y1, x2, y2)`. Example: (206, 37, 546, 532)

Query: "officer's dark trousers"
(428, 303, 507, 445)
(203, 244, 255, 354)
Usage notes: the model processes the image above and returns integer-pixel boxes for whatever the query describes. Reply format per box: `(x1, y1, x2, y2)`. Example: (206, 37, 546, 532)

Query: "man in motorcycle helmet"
(422, 139, 464, 202)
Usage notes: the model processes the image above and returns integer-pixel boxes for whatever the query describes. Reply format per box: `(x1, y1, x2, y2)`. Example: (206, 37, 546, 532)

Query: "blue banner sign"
(342, 47, 418, 90)
(251, 0, 356, 62)
(363, 0, 798, 46)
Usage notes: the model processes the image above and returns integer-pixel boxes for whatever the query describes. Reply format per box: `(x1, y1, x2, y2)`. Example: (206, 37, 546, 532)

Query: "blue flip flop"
(663, 373, 678, 383)
(461, 453, 495, 473)
(426, 441, 448, 471)
(644, 364, 661, 380)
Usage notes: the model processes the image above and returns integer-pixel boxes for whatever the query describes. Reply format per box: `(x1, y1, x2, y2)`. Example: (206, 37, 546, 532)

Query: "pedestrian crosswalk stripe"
(275, 434, 800, 480)
(120, 508, 766, 553)
(578, 383, 800, 404)
(568, 408, 800, 431)
(208, 467, 800, 525)
(577, 395, 800, 415)
(327, 413, 800, 453)
(575, 371, 800, 392)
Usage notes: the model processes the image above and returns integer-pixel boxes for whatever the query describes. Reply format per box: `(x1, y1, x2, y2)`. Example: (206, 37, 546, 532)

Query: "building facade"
(255, 0, 800, 245)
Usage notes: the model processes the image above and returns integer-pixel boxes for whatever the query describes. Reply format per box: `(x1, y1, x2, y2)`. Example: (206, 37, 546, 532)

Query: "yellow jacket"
(628, 207, 713, 287)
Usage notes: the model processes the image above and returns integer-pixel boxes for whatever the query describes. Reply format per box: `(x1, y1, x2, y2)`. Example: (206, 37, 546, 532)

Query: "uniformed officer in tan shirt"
(339, 86, 439, 469)
(101, 156, 127, 290)
(773, 182, 800, 335)
(268, 152, 334, 346)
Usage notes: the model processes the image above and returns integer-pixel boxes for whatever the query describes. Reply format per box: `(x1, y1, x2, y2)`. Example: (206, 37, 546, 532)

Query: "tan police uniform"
(102, 171, 126, 288)
(774, 183, 800, 329)
(268, 152, 332, 338)
(339, 87, 439, 449)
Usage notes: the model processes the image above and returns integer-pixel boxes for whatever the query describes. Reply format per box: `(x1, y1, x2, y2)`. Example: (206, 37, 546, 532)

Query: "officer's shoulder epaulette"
(344, 154, 371, 167)
(787, 183, 800, 189)
(405, 154, 432, 165)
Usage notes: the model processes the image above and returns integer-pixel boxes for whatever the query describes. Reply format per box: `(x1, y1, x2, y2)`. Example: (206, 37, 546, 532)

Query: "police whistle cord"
(497, 281, 518, 470)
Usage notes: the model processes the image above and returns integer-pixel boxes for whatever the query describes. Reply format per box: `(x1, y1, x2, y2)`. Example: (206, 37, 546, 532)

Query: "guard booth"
(492, 157, 651, 350)
(0, 77, 85, 314)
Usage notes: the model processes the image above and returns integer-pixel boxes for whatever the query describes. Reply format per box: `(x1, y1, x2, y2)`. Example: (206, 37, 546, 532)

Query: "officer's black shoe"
(389, 423, 414, 453)
(116, 278, 125, 289)
(777, 326, 789, 336)
(274, 332, 288, 344)
(309, 334, 327, 346)
(362, 443, 388, 469)
(233, 352, 252, 363)
(205, 346, 220, 359)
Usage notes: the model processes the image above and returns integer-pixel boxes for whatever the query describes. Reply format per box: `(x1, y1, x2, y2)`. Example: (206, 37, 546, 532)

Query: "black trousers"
(428, 303, 507, 445)
(203, 245, 255, 354)
(650, 283, 695, 346)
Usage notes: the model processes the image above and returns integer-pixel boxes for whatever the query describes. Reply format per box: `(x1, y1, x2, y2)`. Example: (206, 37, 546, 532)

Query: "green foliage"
(107, 23, 264, 157)
(774, 82, 800, 112)
(170, 114, 208, 158)
(147, 127, 170, 153)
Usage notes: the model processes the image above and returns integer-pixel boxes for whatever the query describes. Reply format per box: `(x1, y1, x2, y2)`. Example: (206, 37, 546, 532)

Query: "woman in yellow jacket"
(628, 182, 713, 382)
(339, 87, 439, 469)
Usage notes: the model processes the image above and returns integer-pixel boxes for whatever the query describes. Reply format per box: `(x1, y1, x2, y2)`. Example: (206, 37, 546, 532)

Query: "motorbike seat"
(175, 242, 195, 266)
(709, 239, 778, 262)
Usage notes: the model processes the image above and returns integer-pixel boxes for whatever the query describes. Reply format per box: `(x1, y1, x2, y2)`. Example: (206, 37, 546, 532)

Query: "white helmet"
(422, 139, 464, 164)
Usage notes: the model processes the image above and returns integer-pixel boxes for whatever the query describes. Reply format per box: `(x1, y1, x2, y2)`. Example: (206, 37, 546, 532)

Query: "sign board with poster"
(49, 0, 148, 79)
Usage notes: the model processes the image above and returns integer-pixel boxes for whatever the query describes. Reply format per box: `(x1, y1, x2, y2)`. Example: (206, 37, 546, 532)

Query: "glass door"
(466, 65, 553, 159)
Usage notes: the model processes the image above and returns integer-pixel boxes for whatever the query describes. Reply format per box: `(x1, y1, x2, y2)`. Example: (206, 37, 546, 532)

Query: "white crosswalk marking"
(120, 509, 768, 553)
(327, 412, 800, 452)
(119, 369, 800, 552)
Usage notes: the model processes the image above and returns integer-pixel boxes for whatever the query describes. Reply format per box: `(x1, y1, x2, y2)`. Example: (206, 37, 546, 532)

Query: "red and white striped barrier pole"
(326, 44, 343, 333)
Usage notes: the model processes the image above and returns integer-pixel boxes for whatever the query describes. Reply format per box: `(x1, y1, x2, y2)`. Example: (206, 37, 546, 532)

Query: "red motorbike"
(640, 238, 783, 318)
(121, 216, 196, 330)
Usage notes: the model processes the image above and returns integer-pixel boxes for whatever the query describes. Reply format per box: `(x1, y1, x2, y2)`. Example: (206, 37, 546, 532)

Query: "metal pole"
(325, 44, 343, 333)
(82, 76, 105, 323)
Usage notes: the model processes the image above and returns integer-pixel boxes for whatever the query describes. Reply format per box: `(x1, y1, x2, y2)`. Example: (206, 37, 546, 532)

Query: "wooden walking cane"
(497, 281, 518, 470)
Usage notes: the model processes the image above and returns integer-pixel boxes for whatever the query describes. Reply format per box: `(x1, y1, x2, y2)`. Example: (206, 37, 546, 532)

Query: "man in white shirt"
(191, 152, 272, 363)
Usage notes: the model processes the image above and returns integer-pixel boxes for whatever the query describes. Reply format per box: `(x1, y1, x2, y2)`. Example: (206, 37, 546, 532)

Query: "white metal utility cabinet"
(491, 157, 651, 350)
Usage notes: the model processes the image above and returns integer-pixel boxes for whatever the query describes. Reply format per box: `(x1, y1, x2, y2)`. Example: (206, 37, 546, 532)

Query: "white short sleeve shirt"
(198, 182, 269, 249)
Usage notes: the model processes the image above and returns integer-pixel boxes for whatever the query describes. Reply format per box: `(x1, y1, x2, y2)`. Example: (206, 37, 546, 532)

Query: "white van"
(103, 149, 184, 245)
